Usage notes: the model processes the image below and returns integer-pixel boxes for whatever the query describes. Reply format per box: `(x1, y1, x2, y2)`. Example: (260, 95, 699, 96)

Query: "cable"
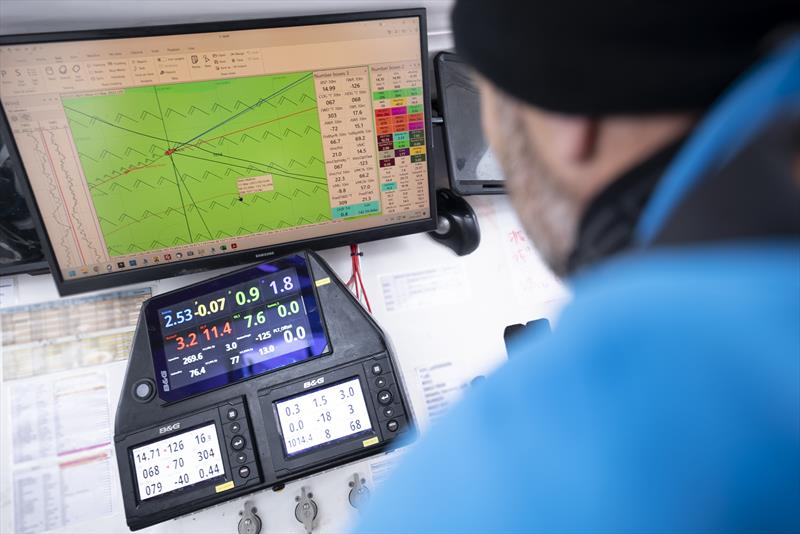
(345, 244, 372, 314)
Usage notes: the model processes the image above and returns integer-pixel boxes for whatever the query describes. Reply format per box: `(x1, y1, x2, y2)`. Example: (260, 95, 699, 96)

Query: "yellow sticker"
(315, 277, 331, 287)
(215, 481, 235, 493)
(362, 436, 380, 448)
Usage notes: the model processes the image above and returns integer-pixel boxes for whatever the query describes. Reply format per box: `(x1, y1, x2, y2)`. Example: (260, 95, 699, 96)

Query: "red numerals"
(175, 331, 198, 351)
(175, 322, 230, 350)
(201, 321, 232, 341)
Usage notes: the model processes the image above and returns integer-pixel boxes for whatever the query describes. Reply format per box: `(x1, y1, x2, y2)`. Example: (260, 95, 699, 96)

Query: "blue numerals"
(162, 307, 193, 329)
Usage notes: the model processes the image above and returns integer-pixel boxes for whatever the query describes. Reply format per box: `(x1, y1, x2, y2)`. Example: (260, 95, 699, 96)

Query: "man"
(356, 2, 799, 532)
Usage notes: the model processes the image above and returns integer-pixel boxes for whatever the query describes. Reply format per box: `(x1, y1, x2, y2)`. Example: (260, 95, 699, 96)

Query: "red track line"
(39, 127, 86, 266)
(89, 157, 167, 189)
(88, 106, 315, 191)
(175, 106, 317, 152)
(124, 162, 166, 174)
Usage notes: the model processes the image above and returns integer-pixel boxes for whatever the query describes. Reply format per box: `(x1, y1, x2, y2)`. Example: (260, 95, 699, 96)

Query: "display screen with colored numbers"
(147, 254, 329, 401)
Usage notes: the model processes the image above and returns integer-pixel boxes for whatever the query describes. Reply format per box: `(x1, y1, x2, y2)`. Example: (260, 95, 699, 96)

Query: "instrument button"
(375, 376, 387, 388)
(383, 407, 395, 418)
(226, 408, 238, 421)
(377, 390, 392, 405)
(230, 422, 241, 433)
(386, 420, 399, 432)
(132, 379, 154, 402)
(238, 465, 250, 478)
(231, 435, 246, 451)
(235, 452, 247, 464)
(371, 363, 383, 375)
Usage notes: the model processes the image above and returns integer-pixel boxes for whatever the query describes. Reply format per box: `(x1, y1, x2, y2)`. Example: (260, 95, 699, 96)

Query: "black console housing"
(114, 251, 414, 530)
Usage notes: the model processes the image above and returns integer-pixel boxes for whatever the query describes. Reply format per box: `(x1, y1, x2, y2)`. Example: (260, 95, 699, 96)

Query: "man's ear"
(547, 114, 598, 163)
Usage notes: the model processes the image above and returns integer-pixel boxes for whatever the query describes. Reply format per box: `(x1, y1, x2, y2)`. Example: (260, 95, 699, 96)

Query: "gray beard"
(488, 93, 582, 277)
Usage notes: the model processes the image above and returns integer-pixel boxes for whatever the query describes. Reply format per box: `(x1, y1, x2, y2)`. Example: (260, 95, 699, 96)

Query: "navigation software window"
(0, 15, 430, 282)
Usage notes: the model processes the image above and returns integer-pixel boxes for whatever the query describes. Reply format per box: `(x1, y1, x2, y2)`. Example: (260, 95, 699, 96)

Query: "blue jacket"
(355, 39, 800, 533)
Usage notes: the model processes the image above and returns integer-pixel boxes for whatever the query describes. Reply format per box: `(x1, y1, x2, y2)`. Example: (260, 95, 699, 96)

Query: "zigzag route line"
(103, 188, 327, 236)
(176, 142, 328, 184)
(170, 72, 313, 151)
(176, 106, 317, 151)
(172, 151, 329, 187)
(74, 105, 322, 190)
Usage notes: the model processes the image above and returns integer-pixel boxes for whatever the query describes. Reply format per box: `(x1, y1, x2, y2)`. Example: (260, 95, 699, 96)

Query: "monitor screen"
(0, 10, 434, 294)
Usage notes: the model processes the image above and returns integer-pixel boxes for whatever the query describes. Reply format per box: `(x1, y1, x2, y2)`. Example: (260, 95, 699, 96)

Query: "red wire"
(347, 244, 371, 313)
(356, 267, 372, 313)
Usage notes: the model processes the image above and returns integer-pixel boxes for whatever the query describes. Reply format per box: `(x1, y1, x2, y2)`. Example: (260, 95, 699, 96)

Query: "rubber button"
(231, 435, 246, 451)
(387, 420, 399, 432)
(238, 465, 250, 478)
(236, 452, 247, 464)
(377, 390, 392, 405)
(383, 407, 395, 418)
(375, 376, 387, 388)
(226, 408, 238, 421)
(371, 363, 383, 375)
(230, 422, 241, 433)
(132, 379, 154, 402)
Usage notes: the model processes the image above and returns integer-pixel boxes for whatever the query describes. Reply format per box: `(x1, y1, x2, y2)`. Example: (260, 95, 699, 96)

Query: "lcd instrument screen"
(275, 377, 372, 456)
(131, 423, 224, 501)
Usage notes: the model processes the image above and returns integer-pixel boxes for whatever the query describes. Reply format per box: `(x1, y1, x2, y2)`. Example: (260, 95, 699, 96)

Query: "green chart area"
(63, 71, 331, 256)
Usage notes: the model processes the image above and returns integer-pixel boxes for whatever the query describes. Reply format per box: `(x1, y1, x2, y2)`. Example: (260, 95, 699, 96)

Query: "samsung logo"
(303, 377, 324, 389)
(255, 251, 275, 258)
(159, 422, 180, 434)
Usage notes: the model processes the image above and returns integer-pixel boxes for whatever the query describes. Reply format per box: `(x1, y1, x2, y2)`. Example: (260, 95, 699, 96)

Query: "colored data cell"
(392, 132, 409, 142)
(408, 121, 424, 131)
(391, 106, 407, 115)
(410, 154, 426, 163)
(394, 148, 410, 157)
(381, 182, 398, 192)
(372, 87, 422, 100)
(393, 139, 410, 149)
(410, 146, 425, 156)
(408, 113, 423, 122)
(407, 104, 423, 114)
(331, 200, 380, 219)
(379, 158, 395, 168)
(374, 108, 391, 117)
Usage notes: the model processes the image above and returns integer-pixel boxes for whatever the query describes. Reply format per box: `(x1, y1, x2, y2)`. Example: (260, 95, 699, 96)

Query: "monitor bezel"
(0, 8, 436, 296)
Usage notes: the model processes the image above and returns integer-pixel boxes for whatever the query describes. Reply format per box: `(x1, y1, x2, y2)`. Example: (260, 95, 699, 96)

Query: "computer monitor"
(0, 9, 435, 295)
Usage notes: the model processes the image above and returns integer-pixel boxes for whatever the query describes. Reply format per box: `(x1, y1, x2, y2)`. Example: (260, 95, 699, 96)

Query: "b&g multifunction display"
(131, 423, 225, 500)
(147, 256, 329, 402)
(117, 250, 414, 530)
(275, 377, 372, 456)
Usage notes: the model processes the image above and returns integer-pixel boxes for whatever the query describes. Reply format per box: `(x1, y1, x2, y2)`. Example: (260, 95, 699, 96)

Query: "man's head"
(453, 0, 797, 274)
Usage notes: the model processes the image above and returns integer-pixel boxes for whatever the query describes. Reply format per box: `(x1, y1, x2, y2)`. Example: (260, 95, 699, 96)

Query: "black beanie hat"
(452, 0, 800, 115)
